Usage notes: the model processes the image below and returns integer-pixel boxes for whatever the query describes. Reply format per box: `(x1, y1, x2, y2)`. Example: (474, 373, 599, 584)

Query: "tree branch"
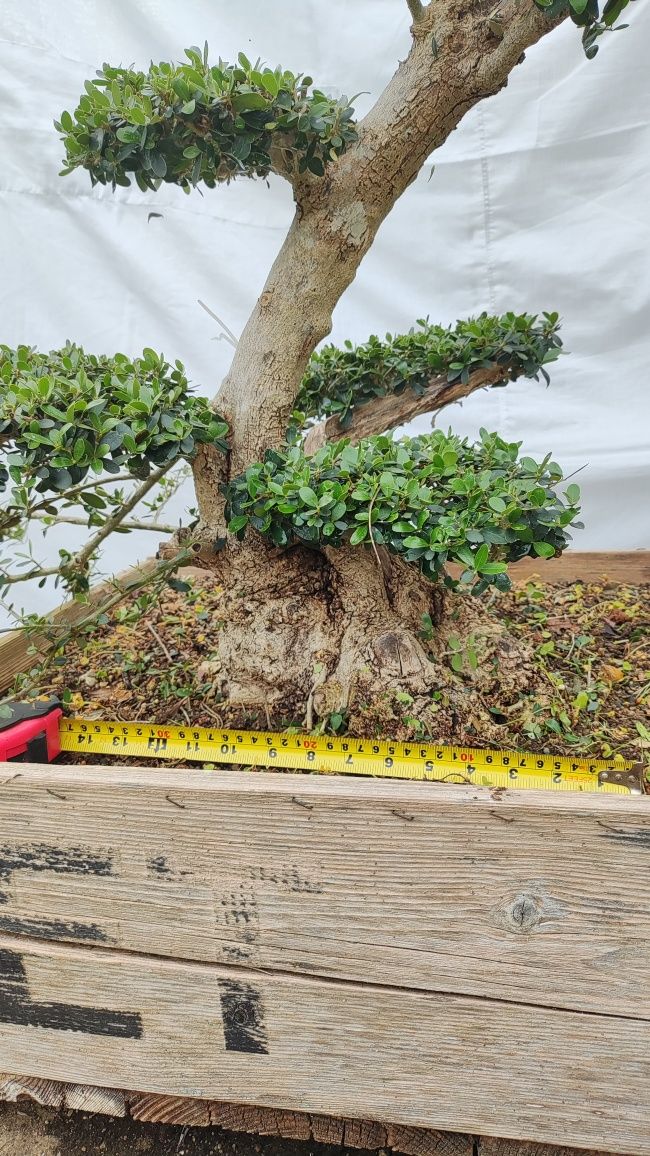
(405, 0, 426, 23)
(0, 564, 60, 588)
(74, 464, 172, 572)
(33, 513, 177, 534)
(212, 0, 567, 486)
(302, 364, 515, 454)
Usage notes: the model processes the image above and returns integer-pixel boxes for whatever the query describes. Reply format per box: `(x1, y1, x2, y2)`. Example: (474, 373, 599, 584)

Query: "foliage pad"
(294, 312, 562, 429)
(56, 46, 357, 191)
(0, 343, 227, 502)
(225, 429, 581, 593)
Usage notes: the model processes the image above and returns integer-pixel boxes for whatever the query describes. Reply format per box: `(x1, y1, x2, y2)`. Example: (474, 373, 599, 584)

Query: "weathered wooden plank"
(508, 551, 650, 585)
(477, 1140, 620, 1156)
(0, 933, 648, 1155)
(0, 1070, 126, 1116)
(0, 1074, 637, 1156)
(0, 764, 648, 1017)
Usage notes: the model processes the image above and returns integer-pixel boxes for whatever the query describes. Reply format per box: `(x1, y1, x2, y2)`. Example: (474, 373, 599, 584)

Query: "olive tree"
(0, 0, 634, 734)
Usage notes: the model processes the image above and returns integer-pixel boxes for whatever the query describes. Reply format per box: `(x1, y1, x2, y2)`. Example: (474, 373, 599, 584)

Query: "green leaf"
(150, 153, 167, 178)
(298, 486, 319, 506)
(488, 495, 507, 513)
(379, 471, 395, 498)
(455, 545, 476, 569)
(565, 483, 580, 504)
(167, 577, 191, 594)
(231, 92, 269, 113)
(480, 561, 508, 575)
(475, 543, 489, 570)
(260, 72, 279, 97)
(533, 541, 555, 558)
(228, 514, 248, 533)
(349, 525, 368, 546)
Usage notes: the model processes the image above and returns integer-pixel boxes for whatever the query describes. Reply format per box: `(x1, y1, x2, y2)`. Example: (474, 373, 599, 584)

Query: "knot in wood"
(504, 891, 543, 933)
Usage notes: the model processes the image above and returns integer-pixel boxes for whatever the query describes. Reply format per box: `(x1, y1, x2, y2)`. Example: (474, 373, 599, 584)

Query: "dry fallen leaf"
(602, 664, 625, 683)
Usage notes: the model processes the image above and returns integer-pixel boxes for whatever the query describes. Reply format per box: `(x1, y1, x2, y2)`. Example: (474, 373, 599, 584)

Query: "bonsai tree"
(0, 0, 634, 736)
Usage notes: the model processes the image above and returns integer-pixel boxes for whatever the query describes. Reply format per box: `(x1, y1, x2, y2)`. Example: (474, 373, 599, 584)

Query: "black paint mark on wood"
(0, 844, 113, 904)
(220, 887, 259, 944)
(218, 980, 268, 1054)
(249, 865, 323, 894)
(0, 949, 142, 1039)
(146, 855, 191, 880)
(0, 915, 110, 943)
(598, 826, 650, 848)
(222, 945, 252, 963)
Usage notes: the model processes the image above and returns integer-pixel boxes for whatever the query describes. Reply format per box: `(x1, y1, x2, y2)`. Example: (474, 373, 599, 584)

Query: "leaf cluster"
(536, 0, 634, 57)
(0, 343, 227, 506)
(224, 429, 581, 593)
(294, 312, 562, 430)
(56, 45, 357, 191)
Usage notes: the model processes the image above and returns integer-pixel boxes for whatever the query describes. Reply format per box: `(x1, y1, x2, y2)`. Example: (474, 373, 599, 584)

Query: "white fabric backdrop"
(1, 0, 649, 621)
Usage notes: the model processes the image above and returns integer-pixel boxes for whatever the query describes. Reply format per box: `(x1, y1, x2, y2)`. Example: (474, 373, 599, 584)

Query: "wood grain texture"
(0, 1073, 635, 1156)
(507, 551, 650, 584)
(0, 933, 648, 1155)
(0, 764, 648, 1017)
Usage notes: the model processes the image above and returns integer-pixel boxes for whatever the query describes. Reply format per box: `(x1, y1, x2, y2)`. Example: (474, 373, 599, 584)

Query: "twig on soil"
(145, 620, 174, 663)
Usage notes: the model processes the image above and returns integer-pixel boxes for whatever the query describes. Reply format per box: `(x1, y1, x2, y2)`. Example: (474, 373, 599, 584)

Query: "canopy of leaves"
(536, 0, 635, 57)
(56, 45, 357, 191)
(294, 312, 562, 430)
(0, 343, 227, 504)
(224, 429, 581, 594)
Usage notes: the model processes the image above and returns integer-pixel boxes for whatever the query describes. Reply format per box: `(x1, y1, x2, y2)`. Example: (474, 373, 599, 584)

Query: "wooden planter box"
(0, 553, 648, 1154)
(0, 763, 649, 1154)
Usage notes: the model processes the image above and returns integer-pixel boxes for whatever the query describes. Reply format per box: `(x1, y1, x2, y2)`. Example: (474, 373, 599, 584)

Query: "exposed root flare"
(192, 540, 538, 741)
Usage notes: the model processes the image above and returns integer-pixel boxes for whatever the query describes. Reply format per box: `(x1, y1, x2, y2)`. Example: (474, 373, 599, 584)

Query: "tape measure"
(58, 717, 644, 794)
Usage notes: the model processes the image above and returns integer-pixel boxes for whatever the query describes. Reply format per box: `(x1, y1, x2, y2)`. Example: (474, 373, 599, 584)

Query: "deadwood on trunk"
(302, 364, 514, 454)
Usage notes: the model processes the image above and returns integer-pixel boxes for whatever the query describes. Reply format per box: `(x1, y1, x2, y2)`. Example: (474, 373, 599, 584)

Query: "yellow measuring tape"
(59, 717, 643, 794)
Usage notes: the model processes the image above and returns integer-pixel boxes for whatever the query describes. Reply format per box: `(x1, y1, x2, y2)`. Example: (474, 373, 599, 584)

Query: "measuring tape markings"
(58, 718, 641, 794)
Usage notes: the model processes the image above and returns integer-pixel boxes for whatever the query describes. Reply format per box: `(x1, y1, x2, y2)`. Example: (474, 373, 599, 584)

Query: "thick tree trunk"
(190, 541, 535, 740)
(178, 1, 565, 728)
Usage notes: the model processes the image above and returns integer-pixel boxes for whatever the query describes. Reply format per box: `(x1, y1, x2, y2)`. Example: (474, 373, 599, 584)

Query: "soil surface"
(0, 1102, 360, 1156)
(25, 572, 650, 773)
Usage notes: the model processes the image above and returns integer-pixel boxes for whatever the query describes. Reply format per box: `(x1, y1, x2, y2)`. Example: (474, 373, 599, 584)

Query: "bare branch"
(33, 513, 177, 535)
(0, 564, 60, 588)
(74, 464, 172, 572)
(302, 364, 511, 454)
(405, 0, 426, 24)
(0, 473, 143, 538)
